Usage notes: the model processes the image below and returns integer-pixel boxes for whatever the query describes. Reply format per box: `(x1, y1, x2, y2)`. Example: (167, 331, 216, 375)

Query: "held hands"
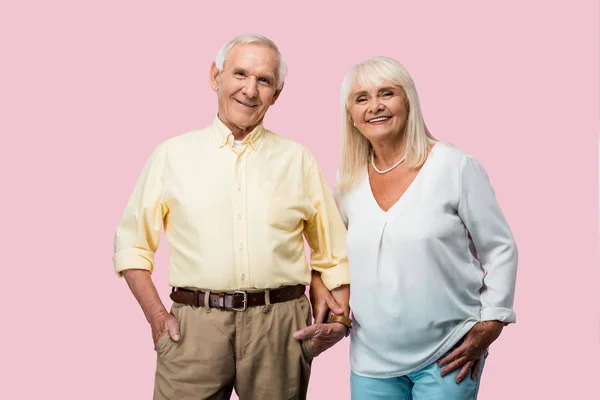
(309, 270, 345, 324)
(293, 320, 347, 357)
(438, 320, 504, 383)
(293, 271, 350, 357)
(150, 311, 181, 348)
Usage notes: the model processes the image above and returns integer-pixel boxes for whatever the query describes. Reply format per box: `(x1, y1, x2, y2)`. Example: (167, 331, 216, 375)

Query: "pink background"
(2, 1, 598, 399)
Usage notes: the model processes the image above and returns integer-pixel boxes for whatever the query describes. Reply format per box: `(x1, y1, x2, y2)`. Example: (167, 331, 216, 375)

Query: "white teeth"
(368, 117, 390, 122)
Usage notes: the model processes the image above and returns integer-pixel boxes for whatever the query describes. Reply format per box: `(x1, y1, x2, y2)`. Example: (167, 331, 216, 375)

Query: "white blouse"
(337, 143, 518, 378)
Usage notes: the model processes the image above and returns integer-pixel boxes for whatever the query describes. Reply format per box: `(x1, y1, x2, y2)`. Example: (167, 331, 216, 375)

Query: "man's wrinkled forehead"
(223, 43, 280, 80)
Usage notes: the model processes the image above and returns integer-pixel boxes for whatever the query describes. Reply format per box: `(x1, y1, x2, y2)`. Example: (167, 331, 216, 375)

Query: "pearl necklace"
(371, 153, 406, 174)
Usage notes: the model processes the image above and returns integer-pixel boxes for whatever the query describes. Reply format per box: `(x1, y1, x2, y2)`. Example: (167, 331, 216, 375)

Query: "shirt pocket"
(265, 180, 310, 232)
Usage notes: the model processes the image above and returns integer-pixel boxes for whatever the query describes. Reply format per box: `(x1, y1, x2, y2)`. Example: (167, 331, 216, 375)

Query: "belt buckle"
(232, 291, 248, 311)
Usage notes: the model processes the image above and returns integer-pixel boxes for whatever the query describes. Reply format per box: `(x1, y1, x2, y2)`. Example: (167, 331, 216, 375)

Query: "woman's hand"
(438, 321, 504, 383)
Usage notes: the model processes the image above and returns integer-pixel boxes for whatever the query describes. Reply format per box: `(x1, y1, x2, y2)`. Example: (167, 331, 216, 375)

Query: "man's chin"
(232, 120, 253, 130)
(230, 115, 262, 129)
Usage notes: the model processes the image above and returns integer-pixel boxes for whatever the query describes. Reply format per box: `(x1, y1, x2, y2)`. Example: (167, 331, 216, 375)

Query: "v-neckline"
(366, 143, 438, 214)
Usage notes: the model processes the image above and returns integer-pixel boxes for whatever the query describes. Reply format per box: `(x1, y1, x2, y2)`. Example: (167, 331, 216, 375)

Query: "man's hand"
(309, 270, 344, 323)
(438, 321, 504, 383)
(297, 272, 351, 356)
(122, 269, 181, 349)
(293, 322, 346, 357)
(150, 311, 181, 347)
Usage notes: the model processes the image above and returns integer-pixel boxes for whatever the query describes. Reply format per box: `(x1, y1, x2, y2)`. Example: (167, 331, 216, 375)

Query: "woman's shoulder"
(431, 142, 475, 165)
(431, 143, 492, 182)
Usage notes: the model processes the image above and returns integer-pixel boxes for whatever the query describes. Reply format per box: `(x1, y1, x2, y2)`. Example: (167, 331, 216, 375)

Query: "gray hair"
(215, 34, 287, 89)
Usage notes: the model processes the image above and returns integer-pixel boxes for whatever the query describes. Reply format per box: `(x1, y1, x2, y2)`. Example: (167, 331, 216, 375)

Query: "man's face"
(210, 43, 282, 134)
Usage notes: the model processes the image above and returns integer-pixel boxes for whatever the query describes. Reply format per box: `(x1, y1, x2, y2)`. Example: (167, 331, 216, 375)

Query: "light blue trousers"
(351, 351, 488, 400)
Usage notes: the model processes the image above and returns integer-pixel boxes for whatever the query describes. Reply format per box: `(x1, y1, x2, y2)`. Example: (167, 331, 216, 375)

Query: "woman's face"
(348, 82, 409, 143)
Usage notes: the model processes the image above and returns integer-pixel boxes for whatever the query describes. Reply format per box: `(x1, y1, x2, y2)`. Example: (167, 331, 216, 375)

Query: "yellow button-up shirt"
(113, 117, 349, 291)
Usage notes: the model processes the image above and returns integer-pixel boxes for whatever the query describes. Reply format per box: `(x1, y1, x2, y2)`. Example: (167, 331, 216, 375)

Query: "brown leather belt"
(170, 285, 305, 311)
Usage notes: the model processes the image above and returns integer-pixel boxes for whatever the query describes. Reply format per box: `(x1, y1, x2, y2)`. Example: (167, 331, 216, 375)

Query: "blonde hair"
(338, 56, 436, 192)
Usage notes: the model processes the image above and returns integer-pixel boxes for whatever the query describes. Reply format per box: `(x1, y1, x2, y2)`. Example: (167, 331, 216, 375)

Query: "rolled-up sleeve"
(458, 155, 518, 324)
(303, 160, 350, 291)
(113, 144, 169, 277)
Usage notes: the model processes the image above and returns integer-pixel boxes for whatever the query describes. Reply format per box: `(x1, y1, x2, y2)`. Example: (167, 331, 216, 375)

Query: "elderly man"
(113, 34, 351, 400)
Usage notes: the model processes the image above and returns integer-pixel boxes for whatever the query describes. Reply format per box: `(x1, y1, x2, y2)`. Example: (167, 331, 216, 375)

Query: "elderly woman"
(312, 57, 518, 399)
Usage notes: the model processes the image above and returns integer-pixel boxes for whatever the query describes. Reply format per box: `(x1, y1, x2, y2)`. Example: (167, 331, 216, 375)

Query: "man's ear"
(271, 82, 284, 105)
(209, 62, 220, 92)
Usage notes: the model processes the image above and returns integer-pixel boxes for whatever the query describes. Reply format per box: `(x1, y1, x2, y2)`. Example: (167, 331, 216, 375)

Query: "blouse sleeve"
(458, 155, 518, 324)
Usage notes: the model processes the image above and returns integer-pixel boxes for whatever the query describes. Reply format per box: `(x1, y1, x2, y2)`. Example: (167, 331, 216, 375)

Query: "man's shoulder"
(263, 130, 315, 159)
(156, 126, 212, 151)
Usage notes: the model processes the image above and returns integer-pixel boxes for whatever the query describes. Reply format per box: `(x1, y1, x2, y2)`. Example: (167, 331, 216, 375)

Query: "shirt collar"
(213, 115, 266, 153)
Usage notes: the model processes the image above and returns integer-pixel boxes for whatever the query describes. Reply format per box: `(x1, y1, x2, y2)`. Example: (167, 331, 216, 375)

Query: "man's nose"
(242, 77, 258, 98)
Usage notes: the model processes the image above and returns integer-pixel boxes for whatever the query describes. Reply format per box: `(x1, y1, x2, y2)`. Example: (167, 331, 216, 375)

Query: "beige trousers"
(153, 293, 314, 400)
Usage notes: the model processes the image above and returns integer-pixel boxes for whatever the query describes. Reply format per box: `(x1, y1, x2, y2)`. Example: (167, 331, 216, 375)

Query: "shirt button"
(237, 158, 242, 163)
(238, 243, 243, 250)
(240, 273, 245, 280)
(237, 213, 242, 219)
(237, 185, 242, 191)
